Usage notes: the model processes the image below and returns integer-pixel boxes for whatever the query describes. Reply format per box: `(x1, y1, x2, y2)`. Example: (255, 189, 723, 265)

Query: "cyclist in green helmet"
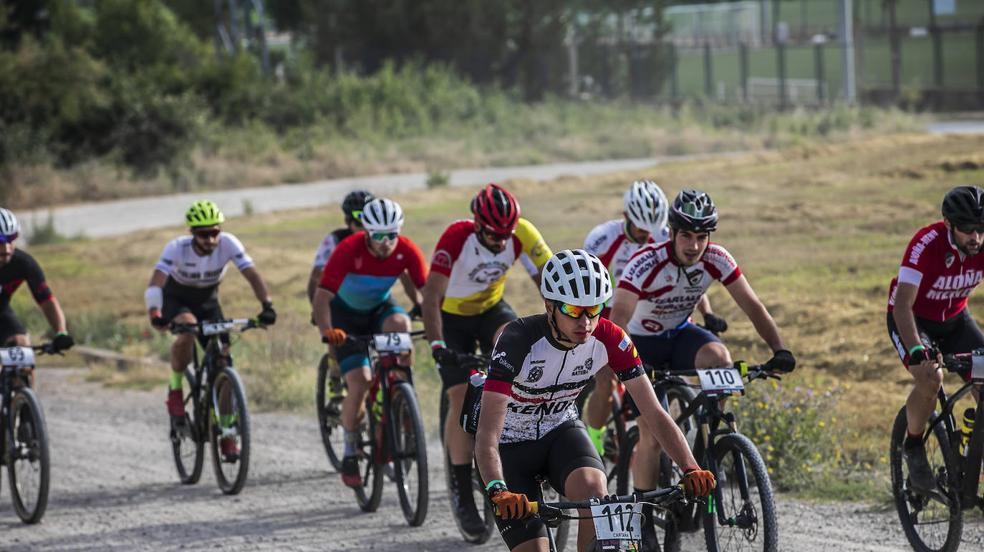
(143, 200, 277, 461)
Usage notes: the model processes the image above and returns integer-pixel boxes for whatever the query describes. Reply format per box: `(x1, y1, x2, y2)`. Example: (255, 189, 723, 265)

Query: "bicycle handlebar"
(169, 318, 262, 336)
(528, 485, 686, 520)
(648, 361, 774, 383)
(344, 329, 427, 345)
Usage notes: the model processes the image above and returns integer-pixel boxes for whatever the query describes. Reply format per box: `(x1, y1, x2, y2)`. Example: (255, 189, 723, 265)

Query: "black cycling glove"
(52, 332, 75, 353)
(432, 346, 458, 368)
(703, 313, 728, 335)
(766, 349, 796, 373)
(908, 346, 938, 366)
(257, 302, 277, 326)
(409, 304, 423, 320)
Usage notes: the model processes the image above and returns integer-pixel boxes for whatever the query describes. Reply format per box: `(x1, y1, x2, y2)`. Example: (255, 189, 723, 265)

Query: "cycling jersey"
(583, 219, 669, 282)
(485, 314, 642, 443)
(0, 249, 53, 311)
(431, 218, 552, 316)
(318, 232, 427, 312)
(311, 228, 353, 269)
(154, 233, 254, 288)
(887, 221, 984, 322)
(618, 241, 742, 336)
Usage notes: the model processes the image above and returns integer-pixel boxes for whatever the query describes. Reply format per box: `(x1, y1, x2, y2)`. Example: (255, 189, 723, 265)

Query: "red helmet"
(472, 184, 520, 234)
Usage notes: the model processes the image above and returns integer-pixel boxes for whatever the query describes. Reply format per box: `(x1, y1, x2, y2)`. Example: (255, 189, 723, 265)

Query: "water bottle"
(960, 407, 975, 457)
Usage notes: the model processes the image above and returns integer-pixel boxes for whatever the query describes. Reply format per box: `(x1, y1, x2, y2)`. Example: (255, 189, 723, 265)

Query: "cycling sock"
(169, 371, 183, 391)
(344, 429, 360, 457)
(587, 425, 607, 456)
(905, 431, 924, 447)
(451, 463, 476, 506)
(218, 414, 237, 427)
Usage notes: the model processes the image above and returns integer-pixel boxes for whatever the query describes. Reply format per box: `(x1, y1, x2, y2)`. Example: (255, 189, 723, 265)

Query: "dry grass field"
(13, 132, 984, 499)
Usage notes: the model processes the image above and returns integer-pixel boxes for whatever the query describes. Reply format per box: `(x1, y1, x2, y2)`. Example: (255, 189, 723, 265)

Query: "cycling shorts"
(490, 419, 604, 550)
(440, 299, 517, 387)
(162, 279, 225, 348)
(887, 309, 984, 378)
(331, 297, 406, 374)
(0, 306, 27, 345)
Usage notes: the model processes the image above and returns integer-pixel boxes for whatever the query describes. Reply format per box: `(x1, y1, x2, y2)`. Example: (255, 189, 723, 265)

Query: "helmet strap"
(547, 306, 577, 348)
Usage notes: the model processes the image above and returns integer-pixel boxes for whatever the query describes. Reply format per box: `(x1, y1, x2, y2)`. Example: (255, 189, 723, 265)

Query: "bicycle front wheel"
(6, 388, 50, 524)
(890, 406, 962, 552)
(354, 399, 384, 512)
(209, 367, 251, 495)
(316, 353, 345, 471)
(390, 382, 429, 526)
(703, 432, 778, 552)
(171, 369, 205, 485)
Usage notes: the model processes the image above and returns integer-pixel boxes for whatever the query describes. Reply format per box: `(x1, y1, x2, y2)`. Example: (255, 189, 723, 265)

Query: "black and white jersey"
(485, 314, 642, 443)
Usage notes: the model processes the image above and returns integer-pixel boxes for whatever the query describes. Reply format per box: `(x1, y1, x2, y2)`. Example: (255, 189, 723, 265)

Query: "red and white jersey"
(583, 219, 669, 281)
(887, 221, 984, 322)
(618, 241, 742, 336)
(431, 218, 551, 316)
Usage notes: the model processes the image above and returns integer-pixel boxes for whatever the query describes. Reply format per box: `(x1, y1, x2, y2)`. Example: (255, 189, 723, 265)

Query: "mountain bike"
(0, 343, 54, 524)
(615, 361, 779, 552)
(526, 484, 690, 551)
(316, 351, 345, 471)
(169, 318, 261, 495)
(890, 350, 984, 552)
(345, 330, 429, 526)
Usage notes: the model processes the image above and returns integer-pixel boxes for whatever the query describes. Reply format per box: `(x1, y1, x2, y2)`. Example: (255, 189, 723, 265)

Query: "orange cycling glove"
(322, 328, 348, 346)
(682, 467, 716, 498)
(486, 480, 531, 520)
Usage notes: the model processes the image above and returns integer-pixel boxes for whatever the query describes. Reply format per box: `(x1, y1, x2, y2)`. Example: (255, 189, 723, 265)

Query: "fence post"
(739, 42, 750, 103)
(888, 0, 900, 101)
(814, 42, 826, 105)
(776, 41, 788, 110)
(928, 0, 943, 90)
(977, 21, 984, 104)
(703, 42, 714, 97)
(670, 43, 679, 101)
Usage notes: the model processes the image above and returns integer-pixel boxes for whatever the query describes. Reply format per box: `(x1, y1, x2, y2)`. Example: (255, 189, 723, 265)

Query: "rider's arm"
(515, 218, 551, 287)
(724, 275, 785, 352)
(313, 287, 336, 333)
(609, 288, 640, 330)
(695, 294, 712, 316)
(623, 375, 700, 470)
(240, 266, 272, 305)
(892, 282, 927, 353)
(422, 272, 449, 342)
(475, 390, 509, 487)
(307, 267, 322, 304)
(38, 297, 67, 334)
(398, 272, 422, 309)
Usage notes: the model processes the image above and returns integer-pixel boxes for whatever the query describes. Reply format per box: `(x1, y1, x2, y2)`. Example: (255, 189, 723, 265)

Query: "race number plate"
(0, 347, 35, 367)
(591, 502, 642, 547)
(696, 367, 744, 394)
(373, 332, 413, 354)
(972, 352, 984, 380)
(202, 321, 236, 336)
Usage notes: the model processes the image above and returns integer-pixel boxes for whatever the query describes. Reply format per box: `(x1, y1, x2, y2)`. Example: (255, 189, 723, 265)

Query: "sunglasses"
(350, 210, 363, 221)
(956, 224, 984, 235)
(0, 233, 18, 244)
(193, 229, 221, 239)
(555, 301, 605, 319)
(480, 227, 512, 242)
(370, 231, 399, 242)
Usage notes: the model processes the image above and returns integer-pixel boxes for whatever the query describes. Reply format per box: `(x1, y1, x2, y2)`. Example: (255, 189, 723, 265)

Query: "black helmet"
(942, 186, 984, 226)
(667, 189, 718, 232)
(342, 190, 375, 220)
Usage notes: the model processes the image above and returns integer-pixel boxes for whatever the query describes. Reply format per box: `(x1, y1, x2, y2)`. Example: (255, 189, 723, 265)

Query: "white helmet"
(0, 208, 19, 238)
(361, 198, 404, 233)
(540, 249, 613, 307)
(624, 180, 669, 234)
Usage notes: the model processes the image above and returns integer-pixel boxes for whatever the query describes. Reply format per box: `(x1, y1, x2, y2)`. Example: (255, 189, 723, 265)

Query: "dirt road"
(1, 368, 980, 551)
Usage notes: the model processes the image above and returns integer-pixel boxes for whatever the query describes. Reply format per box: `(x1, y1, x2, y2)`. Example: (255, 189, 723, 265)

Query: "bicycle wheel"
(171, 369, 205, 485)
(316, 353, 345, 471)
(391, 382, 429, 526)
(6, 388, 50, 524)
(890, 407, 962, 552)
(703, 432, 778, 552)
(209, 367, 251, 495)
(659, 384, 698, 552)
(354, 399, 384, 512)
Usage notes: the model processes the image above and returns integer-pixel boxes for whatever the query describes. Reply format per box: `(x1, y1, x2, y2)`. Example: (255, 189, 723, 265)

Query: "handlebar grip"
(529, 501, 539, 515)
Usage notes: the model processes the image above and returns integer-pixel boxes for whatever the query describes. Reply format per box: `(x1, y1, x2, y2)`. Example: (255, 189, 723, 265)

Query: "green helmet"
(185, 200, 225, 227)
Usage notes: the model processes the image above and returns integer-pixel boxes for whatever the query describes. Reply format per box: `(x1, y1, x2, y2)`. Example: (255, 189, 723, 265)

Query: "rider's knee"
(696, 342, 731, 369)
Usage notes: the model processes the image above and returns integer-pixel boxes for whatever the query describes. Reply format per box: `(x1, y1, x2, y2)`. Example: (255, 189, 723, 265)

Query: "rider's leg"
(905, 363, 944, 436)
(585, 366, 616, 455)
(166, 312, 197, 417)
(380, 310, 412, 373)
(564, 466, 609, 552)
(342, 363, 372, 435)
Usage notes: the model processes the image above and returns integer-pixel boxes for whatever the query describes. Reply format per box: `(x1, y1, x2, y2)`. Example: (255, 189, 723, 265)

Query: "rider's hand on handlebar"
(409, 304, 422, 320)
(431, 344, 458, 368)
(257, 301, 277, 326)
(322, 328, 347, 346)
(488, 488, 532, 519)
(907, 345, 940, 375)
(682, 467, 716, 498)
(703, 312, 728, 334)
(149, 309, 168, 330)
(52, 332, 75, 353)
(765, 349, 796, 373)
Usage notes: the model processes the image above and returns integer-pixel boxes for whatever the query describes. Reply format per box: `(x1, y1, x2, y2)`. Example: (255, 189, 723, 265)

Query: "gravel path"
(0, 368, 981, 551)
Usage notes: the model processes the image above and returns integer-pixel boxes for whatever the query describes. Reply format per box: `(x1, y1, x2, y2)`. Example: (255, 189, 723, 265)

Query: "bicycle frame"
(924, 370, 984, 510)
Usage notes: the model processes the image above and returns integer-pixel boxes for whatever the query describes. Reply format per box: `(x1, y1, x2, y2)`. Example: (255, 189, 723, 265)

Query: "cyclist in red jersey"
(888, 185, 984, 493)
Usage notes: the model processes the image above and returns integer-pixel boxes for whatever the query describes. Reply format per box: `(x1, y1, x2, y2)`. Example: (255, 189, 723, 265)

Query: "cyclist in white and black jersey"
(581, 180, 727, 458)
(476, 249, 715, 552)
(609, 189, 794, 546)
(144, 201, 276, 459)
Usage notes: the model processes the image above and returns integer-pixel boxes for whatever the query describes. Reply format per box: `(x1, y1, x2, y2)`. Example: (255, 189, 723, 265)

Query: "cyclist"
(475, 249, 715, 552)
(0, 208, 74, 354)
(582, 180, 726, 457)
(609, 189, 794, 548)
(313, 197, 428, 487)
(888, 185, 984, 493)
(422, 183, 552, 539)
(307, 190, 375, 305)
(144, 200, 277, 460)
